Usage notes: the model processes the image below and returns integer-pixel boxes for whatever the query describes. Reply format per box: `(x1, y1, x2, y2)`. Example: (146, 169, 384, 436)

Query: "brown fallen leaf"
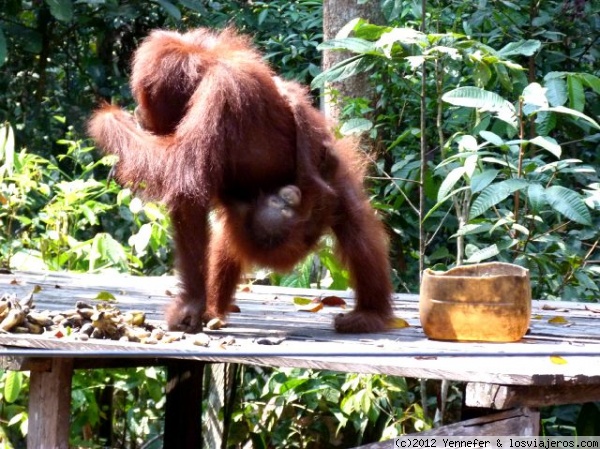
(238, 285, 252, 293)
(296, 302, 324, 313)
(321, 296, 347, 308)
(550, 355, 567, 365)
(32, 285, 42, 293)
(542, 303, 557, 310)
(532, 314, 543, 320)
(228, 304, 241, 313)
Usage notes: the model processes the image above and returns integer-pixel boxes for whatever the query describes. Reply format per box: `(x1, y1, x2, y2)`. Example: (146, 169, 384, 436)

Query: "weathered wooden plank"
(27, 358, 74, 449)
(164, 360, 204, 449)
(465, 382, 600, 409)
(2, 271, 600, 387)
(356, 408, 540, 447)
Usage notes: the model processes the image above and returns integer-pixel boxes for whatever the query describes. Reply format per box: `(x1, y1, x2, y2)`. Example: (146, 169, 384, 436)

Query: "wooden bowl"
(419, 262, 531, 342)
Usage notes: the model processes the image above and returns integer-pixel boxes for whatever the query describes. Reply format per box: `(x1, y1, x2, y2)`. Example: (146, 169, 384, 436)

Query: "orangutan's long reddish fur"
(88, 27, 393, 333)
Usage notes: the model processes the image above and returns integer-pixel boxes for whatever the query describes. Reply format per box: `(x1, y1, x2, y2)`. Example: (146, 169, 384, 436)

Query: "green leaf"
(538, 106, 600, 130)
(498, 39, 541, 57)
(545, 186, 592, 225)
(0, 27, 6, 67)
(376, 28, 427, 57)
(544, 77, 567, 107)
(438, 166, 466, 202)
(153, 0, 181, 20)
(529, 136, 561, 158)
(470, 169, 499, 193)
(339, 118, 373, 136)
(527, 183, 547, 212)
(465, 244, 500, 263)
(469, 179, 528, 219)
(442, 87, 517, 127)
(567, 74, 585, 112)
(452, 223, 493, 237)
(574, 271, 599, 291)
(318, 37, 377, 54)
(577, 73, 600, 95)
(522, 82, 548, 116)
(535, 111, 557, 135)
(45, 0, 73, 22)
(479, 131, 505, 147)
(96, 291, 117, 302)
(4, 371, 23, 404)
(311, 55, 366, 89)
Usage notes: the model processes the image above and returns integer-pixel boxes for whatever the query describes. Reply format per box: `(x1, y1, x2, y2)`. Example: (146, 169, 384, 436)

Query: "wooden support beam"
(466, 382, 600, 409)
(355, 408, 540, 448)
(27, 358, 74, 449)
(164, 360, 205, 449)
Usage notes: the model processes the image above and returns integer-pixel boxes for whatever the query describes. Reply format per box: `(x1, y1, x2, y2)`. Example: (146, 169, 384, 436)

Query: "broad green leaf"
(529, 136, 561, 158)
(538, 106, 600, 130)
(469, 179, 528, 219)
(0, 27, 6, 67)
(494, 64, 512, 92)
(522, 82, 548, 108)
(578, 73, 600, 95)
(4, 371, 23, 404)
(438, 166, 466, 202)
(574, 271, 599, 291)
(527, 183, 547, 212)
(311, 55, 365, 88)
(451, 223, 493, 237)
(567, 75, 585, 112)
(442, 87, 517, 127)
(376, 28, 427, 57)
(381, 0, 403, 21)
(465, 244, 500, 263)
(153, 0, 181, 20)
(498, 39, 541, 57)
(339, 118, 373, 136)
(45, 0, 73, 22)
(535, 111, 557, 135)
(470, 169, 499, 193)
(455, 134, 479, 152)
(479, 131, 504, 147)
(318, 38, 377, 54)
(545, 186, 592, 225)
(544, 77, 567, 107)
(129, 223, 153, 254)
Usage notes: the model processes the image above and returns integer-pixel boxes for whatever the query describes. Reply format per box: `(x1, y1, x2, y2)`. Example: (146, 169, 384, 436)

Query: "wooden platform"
(1, 270, 600, 447)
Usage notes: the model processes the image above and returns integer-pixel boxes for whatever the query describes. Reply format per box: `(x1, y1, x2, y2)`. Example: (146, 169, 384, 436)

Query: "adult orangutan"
(88, 27, 393, 333)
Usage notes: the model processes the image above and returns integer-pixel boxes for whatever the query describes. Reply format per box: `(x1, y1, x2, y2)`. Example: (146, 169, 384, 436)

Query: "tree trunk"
(322, 0, 383, 120)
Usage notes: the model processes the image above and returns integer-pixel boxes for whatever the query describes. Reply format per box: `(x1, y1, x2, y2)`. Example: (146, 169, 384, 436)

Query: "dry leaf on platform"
(296, 302, 324, 313)
(548, 316, 569, 325)
(390, 317, 410, 329)
(321, 296, 346, 308)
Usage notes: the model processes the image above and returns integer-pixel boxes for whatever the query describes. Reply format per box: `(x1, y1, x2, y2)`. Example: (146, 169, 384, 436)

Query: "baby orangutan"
(88, 27, 393, 333)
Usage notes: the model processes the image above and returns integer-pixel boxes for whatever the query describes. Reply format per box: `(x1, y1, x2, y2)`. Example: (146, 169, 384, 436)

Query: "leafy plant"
(228, 367, 431, 448)
(431, 78, 600, 300)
